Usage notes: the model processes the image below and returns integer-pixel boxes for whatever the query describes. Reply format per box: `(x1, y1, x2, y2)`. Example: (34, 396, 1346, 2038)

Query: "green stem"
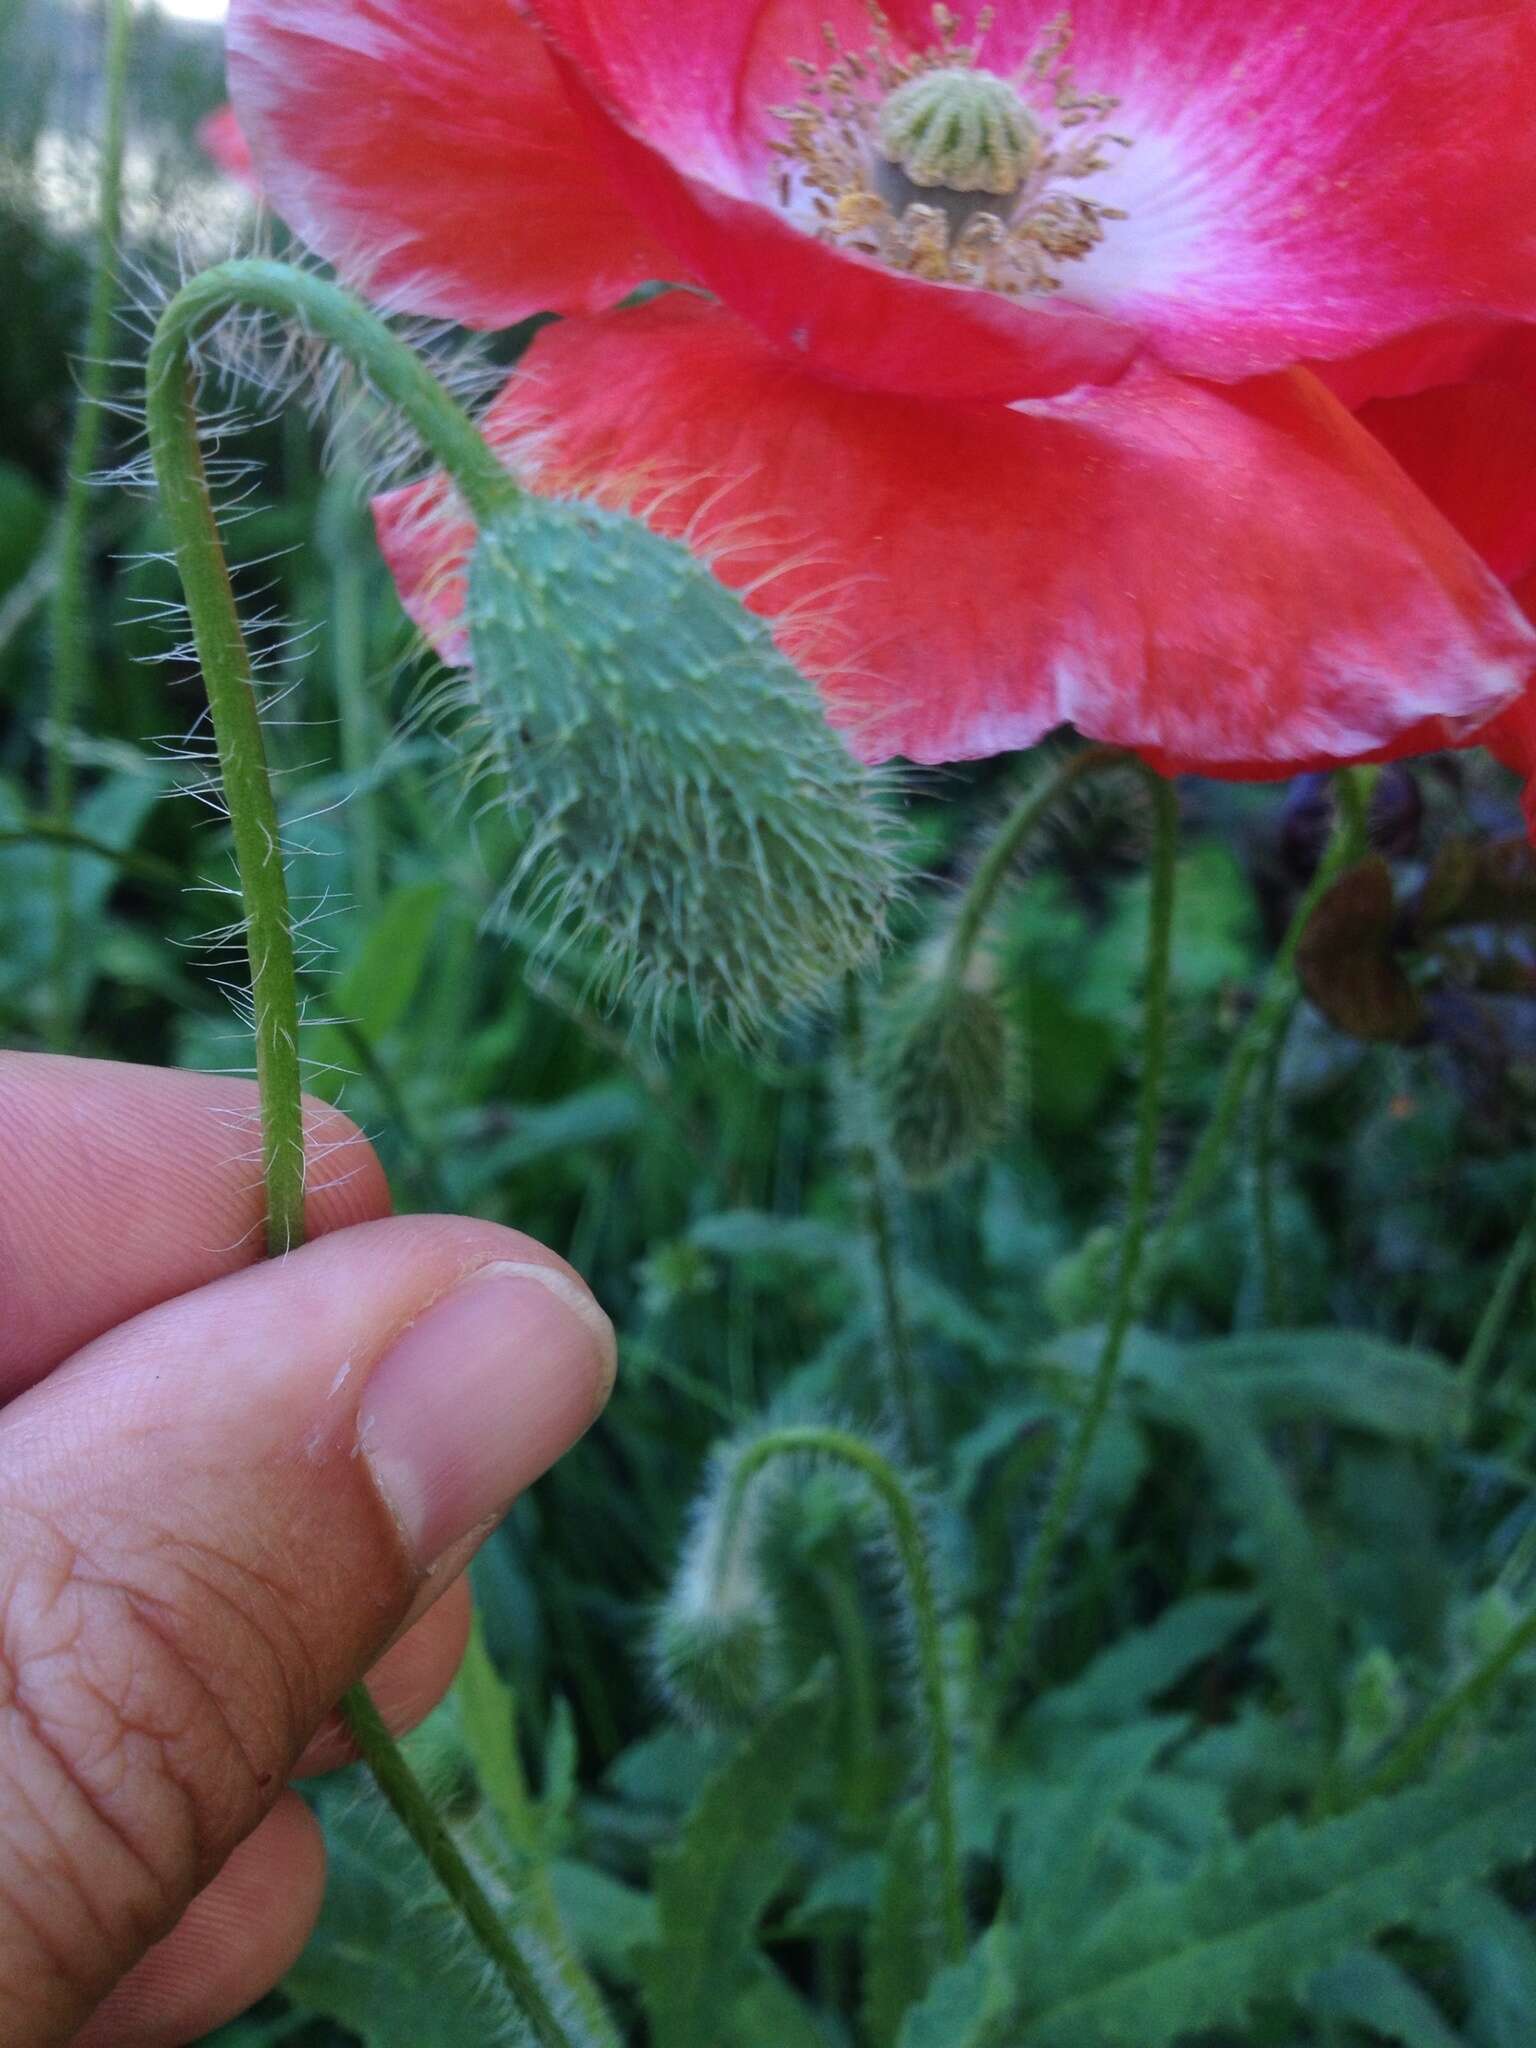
(1142, 770, 1370, 1300)
(148, 262, 586, 2048)
(941, 745, 1122, 989)
(1000, 775, 1180, 1690)
(843, 979, 925, 1459)
(338, 1688, 576, 2048)
(0, 820, 179, 890)
(1252, 994, 1298, 1327)
(1347, 1603, 1536, 1808)
(1462, 1191, 1536, 1400)
(718, 1426, 965, 1961)
(47, 0, 132, 1043)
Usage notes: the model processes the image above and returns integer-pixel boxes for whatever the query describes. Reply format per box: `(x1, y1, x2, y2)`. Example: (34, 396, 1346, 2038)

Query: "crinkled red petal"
(374, 295, 1536, 773)
(226, 0, 677, 327)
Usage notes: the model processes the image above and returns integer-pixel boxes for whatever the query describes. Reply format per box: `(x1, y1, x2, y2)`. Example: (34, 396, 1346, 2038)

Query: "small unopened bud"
(1044, 1221, 1120, 1329)
(465, 498, 899, 1043)
(652, 1603, 775, 1731)
(1340, 1645, 1408, 1768)
(873, 975, 1015, 1185)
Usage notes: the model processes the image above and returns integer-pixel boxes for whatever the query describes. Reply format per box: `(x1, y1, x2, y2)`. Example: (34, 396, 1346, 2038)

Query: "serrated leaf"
(1310, 1947, 1466, 2047)
(454, 1619, 532, 1854)
(634, 1682, 829, 2048)
(284, 1788, 532, 2047)
(1015, 1728, 1536, 2048)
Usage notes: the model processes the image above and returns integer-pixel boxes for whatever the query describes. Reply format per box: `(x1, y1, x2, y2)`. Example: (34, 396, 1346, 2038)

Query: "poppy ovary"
(874, 65, 1040, 226)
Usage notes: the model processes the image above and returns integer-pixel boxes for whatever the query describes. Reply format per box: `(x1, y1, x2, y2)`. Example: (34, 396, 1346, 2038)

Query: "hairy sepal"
(464, 497, 899, 1044)
(873, 977, 1015, 1186)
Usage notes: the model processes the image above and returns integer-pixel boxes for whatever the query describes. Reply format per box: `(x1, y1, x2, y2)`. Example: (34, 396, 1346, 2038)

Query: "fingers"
(0, 1053, 390, 1395)
(0, 1213, 615, 2044)
(293, 1574, 473, 1776)
(68, 1794, 325, 2048)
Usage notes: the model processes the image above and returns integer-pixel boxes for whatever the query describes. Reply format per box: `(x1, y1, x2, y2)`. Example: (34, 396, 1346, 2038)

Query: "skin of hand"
(0, 1052, 617, 2046)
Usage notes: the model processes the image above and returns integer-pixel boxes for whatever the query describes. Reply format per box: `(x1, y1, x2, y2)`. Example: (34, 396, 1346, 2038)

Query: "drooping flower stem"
(1141, 769, 1371, 1303)
(146, 263, 586, 2048)
(940, 744, 1123, 993)
(47, 0, 132, 1043)
(715, 1426, 965, 1962)
(1000, 774, 1180, 1690)
(842, 978, 925, 1458)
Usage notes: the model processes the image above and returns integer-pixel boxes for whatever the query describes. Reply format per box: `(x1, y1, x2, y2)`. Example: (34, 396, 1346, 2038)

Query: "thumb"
(0, 1214, 614, 2045)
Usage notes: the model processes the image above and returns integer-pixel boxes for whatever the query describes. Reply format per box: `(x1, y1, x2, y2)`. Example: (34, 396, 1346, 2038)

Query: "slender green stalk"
(843, 978, 925, 1458)
(717, 1426, 966, 1961)
(323, 473, 384, 918)
(1000, 776, 1180, 1690)
(340, 1687, 577, 2048)
(1252, 994, 1299, 1326)
(941, 744, 1122, 989)
(47, 0, 132, 1042)
(1, 820, 179, 890)
(1462, 1191, 1536, 1399)
(1346, 1602, 1536, 1807)
(1142, 770, 1370, 1300)
(147, 263, 587, 2048)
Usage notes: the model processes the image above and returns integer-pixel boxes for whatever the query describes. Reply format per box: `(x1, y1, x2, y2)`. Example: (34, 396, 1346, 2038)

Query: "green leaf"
(284, 1789, 531, 2046)
(634, 1681, 829, 2048)
(1438, 1887, 1536, 2048)
(1035, 1593, 1261, 1728)
(1015, 1727, 1536, 2047)
(1195, 1331, 1462, 1442)
(897, 1928, 1014, 2048)
(730, 1964, 839, 2047)
(454, 1619, 532, 1855)
(549, 1860, 659, 1984)
(863, 1805, 936, 2048)
(1309, 1948, 1466, 2047)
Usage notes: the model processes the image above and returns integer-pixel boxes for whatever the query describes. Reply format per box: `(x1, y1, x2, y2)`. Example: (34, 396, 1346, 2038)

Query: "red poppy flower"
(227, 0, 1536, 779)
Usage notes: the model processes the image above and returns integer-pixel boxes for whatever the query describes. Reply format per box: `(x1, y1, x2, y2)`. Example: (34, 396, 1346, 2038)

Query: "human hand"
(0, 1053, 616, 2045)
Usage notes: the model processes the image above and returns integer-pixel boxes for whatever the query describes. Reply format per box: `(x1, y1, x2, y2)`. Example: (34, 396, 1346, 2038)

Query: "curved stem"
(1000, 774, 1180, 1690)
(1142, 770, 1369, 1302)
(48, 0, 132, 1042)
(942, 745, 1122, 988)
(147, 263, 584, 2048)
(716, 1425, 965, 1962)
(151, 261, 518, 525)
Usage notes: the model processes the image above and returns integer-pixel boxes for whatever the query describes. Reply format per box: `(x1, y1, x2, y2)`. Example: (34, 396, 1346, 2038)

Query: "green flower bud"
(1043, 1222, 1122, 1330)
(873, 976, 1015, 1185)
(1340, 1645, 1409, 1768)
(652, 1602, 776, 1731)
(464, 498, 900, 1044)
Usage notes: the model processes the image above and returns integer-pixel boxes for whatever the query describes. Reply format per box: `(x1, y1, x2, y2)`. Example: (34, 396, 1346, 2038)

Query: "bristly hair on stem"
(144, 258, 596, 2048)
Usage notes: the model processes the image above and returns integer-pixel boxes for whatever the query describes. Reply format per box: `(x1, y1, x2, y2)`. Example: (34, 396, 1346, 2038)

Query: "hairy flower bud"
(652, 1603, 775, 1731)
(464, 497, 899, 1043)
(873, 974, 1015, 1185)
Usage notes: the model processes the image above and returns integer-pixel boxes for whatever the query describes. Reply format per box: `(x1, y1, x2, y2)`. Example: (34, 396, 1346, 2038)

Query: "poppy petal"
(226, 0, 677, 327)
(374, 295, 1535, 772)
(523, 0, 1536, 390)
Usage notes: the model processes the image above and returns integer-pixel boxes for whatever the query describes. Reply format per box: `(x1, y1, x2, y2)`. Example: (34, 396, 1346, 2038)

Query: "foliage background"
(5, 4, 1536, 2044)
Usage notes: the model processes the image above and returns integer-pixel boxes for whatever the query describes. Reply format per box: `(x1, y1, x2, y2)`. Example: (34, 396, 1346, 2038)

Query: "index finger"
(0, 1051, 390, 1396)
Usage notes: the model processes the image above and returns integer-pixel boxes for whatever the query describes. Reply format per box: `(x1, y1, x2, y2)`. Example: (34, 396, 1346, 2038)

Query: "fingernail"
(358, 1261, 616, 1568)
